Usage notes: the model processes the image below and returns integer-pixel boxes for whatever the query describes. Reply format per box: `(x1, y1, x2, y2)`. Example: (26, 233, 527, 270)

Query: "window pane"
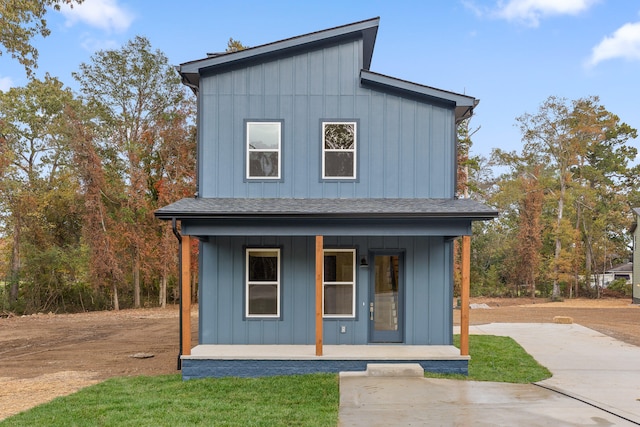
(324, 284, 353, 315)
(324, 123, 354, 149)
(324, 152, 354, 177)
(249, 152, 279, 177)
(248, 284, 277, 315)
(324, 251, 353, 282)
(248, 123, 280, 149)
(248, 251, 278, 281)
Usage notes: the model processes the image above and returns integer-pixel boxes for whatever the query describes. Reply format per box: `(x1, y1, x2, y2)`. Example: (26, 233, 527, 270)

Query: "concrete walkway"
(339, 323, 640, 426)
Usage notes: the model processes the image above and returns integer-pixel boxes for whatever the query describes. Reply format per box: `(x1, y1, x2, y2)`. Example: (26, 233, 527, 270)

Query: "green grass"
(424, 335, 552, 383)
(0, 373, 339, 427)
(1, 336, 551, 426)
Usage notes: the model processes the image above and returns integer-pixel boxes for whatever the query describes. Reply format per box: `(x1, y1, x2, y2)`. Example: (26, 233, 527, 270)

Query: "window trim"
(245, 120, 283, 181)
(322, 248, 356, 318)
(321, 120, 358, 180)
(245, 247, 281, 318)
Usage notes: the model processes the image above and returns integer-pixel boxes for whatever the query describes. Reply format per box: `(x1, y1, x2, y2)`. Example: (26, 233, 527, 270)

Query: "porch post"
(181, 234, 192, 356)
(315, 235, 323, 356)
(460, 235, 471, 356)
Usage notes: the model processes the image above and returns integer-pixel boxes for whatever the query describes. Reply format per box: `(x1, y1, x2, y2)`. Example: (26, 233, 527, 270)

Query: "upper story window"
(322, 121, 357, 179)
(246, 121, 281, 179)
(246, 248, 280, 318)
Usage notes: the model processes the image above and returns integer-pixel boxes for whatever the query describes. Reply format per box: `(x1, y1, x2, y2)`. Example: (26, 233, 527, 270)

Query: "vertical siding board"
(355, 95, 370, 198)
(249, 64, 263, 96)
(427, 237, 447, 344)
(368, 94, 384, 197)
(217, 95, 234, 197)
(324, 49, 339, 96)
(279, 57, 294, 96)
(415, 104, 431, 197)
(430, 108, 446, 197)
(308, 50, 323, 95)
(400, 100, 416, 197)
(383, 97, 400, 197)
(293, 95, 309, 197)
(294, 53, 308, 95)
(233, 68, 247, 95)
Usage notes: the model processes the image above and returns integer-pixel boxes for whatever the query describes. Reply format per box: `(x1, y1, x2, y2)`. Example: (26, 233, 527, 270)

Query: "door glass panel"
(374, 255, 399, 332)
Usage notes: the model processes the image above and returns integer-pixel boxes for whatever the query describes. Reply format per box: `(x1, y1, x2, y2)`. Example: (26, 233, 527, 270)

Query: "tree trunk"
(112, 283, 120, 311)
(552, 180, 565, 300)
(134, 249, 140, 308)
(9, 218, 21, 303)
(159, 274, 166, 308)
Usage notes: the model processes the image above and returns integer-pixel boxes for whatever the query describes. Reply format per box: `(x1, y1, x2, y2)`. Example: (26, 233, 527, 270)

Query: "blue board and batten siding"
(199, 236, 453, 346)
(161, 20, 490, 378)
(197, 39, 456, 199)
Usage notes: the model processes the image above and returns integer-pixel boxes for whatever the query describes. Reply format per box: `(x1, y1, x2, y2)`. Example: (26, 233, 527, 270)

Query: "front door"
(369, 253, 403, 343)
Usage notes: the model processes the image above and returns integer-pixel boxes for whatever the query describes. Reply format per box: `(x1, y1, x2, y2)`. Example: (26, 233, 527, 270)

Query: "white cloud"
(493, 0, 598, 27)
(79, 34, 121, 52)
(60, 0, 134, 33)
(587, 21, 640, 67)
(0, 76, 14, 91)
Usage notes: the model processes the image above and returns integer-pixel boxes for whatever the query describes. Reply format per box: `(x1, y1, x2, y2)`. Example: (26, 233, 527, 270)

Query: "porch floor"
(185, 344, 466, 360)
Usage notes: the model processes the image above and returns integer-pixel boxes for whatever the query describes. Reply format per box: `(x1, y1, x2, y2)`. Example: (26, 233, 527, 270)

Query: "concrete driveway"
(339, 323, 640, 426)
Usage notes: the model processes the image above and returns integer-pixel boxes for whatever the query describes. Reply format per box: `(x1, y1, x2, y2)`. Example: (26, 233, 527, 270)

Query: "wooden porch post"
(460, 235, 471, 356)
(181, 234, 192, 356)
(315, 235, 323, 356)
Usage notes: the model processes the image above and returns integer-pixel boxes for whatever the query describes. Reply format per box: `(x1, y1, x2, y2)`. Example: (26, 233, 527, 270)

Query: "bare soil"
(1, 298, 639, 420)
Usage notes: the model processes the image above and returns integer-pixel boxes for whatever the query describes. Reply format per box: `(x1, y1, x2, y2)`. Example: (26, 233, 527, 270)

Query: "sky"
(1, 0, 639, 161)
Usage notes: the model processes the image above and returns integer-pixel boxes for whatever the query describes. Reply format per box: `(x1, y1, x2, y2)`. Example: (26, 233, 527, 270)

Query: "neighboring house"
(156, 18, 497, 379)
(632, 208, 640, 304)
(590, 262, 633, 288)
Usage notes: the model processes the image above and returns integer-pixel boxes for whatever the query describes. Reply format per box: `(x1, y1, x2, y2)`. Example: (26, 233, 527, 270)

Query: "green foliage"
(0, 0, 83, 77)
(426, 335, 552, 383)
(607, 279, 632, 297)
(0, 374, 339, 427)
(478, 96, 638, 298)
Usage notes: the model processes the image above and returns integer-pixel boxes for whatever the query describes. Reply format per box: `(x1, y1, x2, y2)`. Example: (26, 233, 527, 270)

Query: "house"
(589, 262, 633, 289)
(155, 18, 498, 379)
(632, 208, 640, 304)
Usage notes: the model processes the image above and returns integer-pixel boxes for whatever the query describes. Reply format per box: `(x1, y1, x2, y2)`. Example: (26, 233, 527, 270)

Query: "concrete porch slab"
(185, 344, 466, 360)
(180, 345, 468, 379)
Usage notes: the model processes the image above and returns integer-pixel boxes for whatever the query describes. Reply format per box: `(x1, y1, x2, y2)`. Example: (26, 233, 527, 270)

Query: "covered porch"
(155, 198, 497, 378)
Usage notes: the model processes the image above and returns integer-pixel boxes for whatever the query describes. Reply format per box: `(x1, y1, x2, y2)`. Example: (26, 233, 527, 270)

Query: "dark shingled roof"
(155, 198, 498, 220)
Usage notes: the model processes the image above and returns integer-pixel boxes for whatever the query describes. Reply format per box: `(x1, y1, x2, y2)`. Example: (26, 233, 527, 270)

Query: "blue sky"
(2, 0, 639, 161)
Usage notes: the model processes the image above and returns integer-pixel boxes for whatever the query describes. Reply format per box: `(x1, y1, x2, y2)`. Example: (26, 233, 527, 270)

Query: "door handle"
(369, 302, 374, 320)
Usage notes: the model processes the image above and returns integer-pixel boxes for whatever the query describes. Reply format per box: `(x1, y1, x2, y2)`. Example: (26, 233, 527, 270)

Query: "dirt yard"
(1, 298, 639, 420)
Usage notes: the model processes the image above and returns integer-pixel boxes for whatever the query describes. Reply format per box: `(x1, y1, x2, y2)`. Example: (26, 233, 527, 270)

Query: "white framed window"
(322, 122, 357, 179)
(246, 121, 281, 179)
(246, 248, 280, 317)
(323, 249, 356, 317)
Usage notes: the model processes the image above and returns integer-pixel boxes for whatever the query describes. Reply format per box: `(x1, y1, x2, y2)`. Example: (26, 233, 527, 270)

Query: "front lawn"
(1, 335, 550, 426)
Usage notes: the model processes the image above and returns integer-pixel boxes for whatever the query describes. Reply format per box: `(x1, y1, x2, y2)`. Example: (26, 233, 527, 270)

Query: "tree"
(0, 0, 83, 77)
(73, 36, 193, 309)
(226, 38, 248, 52)
(489, 96, 637, 299)
(0, 75, 83, 310)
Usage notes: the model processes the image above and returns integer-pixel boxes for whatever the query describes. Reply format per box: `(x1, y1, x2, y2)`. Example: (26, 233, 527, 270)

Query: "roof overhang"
(360, 70, 478, 123)
(156, 198, 497, 237)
